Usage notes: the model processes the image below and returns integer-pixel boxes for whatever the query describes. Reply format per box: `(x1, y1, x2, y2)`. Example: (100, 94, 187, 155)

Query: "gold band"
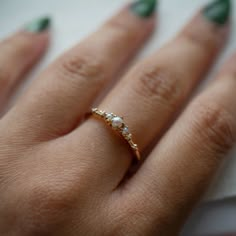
(91, 108, 141, 161)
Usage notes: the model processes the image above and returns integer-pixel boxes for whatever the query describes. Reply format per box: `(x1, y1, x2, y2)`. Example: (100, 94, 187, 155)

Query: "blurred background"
(1, 0, 236, 235)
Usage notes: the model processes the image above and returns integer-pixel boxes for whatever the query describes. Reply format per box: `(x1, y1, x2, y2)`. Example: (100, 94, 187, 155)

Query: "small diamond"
(122, 127, 129, 136)
(97, 110, 104, 116)
(106, 113, 113, 120)
(111, 116, 123, 129)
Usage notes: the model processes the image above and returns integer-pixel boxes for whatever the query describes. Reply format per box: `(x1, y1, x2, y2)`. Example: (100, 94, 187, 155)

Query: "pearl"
(111, 116, 123, 128)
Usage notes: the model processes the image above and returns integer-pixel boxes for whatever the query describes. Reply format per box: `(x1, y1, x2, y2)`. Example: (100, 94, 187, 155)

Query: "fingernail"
(24, 16, 51, 33)
(130, 0, 157, 18)
(203, 0, 231, 25)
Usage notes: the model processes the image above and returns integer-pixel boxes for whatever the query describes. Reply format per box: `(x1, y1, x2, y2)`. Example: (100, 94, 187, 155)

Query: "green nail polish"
(131, 0, 157, 18)
(25, 16, 51, 33)
(203, 0, 231, 25)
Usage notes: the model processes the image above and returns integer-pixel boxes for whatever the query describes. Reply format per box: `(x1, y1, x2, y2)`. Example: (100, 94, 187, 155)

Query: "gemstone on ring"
(111, 116, 124, 129)
(122, 126, 129, 136)
(105, 113, 113, 120)
(91, 108, 141, 161)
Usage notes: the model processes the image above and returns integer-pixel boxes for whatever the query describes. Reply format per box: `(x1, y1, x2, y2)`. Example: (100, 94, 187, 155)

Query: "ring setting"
(91, 108, 141, 161)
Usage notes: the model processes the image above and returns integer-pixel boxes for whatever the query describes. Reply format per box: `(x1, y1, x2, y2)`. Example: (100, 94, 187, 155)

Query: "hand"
(0, 0, 234, 235)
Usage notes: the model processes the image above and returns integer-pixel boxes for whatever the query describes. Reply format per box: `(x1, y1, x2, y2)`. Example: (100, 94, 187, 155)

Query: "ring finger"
(73, 0, 231, 185)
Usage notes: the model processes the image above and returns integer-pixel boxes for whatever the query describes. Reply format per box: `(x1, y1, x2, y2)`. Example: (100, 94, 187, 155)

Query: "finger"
(74, 0, 231, 185)
(0, 17, 50, 112)
(121, 52, 236, 235)
(5, 1, 157, 141)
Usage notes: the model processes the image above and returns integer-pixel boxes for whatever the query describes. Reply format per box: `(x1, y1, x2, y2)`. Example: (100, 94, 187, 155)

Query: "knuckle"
(60, 54, 106, 83)
(193, 101, 235, 154)
(134, 65, 183, 109)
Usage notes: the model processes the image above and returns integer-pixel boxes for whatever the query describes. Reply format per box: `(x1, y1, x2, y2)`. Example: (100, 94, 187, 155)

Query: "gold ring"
(91, 108, 141, 161)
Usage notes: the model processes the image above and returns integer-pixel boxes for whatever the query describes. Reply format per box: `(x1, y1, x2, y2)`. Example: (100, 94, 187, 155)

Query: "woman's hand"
(0, 0, 234, 235)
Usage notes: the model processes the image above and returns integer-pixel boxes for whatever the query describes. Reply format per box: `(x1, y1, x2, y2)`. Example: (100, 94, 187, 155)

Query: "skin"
(0, 5, 235, 236)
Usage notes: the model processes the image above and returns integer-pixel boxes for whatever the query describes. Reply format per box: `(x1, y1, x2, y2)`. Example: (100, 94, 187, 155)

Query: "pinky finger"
(118, 52, 236, 235)
(0, 16, 50, 112)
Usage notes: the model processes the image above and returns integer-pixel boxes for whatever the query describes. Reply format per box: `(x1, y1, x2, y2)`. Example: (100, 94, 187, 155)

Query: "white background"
(1, 0, 236, 234)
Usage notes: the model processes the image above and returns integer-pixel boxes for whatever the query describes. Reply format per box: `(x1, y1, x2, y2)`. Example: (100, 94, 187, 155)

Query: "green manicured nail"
(25, 16, 51, 33)
(131, 0, 157, 18)
(203, 0, 231, 25)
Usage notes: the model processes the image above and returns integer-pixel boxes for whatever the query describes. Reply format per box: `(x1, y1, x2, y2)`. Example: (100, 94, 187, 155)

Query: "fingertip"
(203, 0, 231, 26)
(15, 30, 50, 62)
(114, 2, 158, 39)
(24, 16, 51, 33)
(102, 3, 157, 54)
(18, 16, 52, 58)
(130, 0, 158, 19)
